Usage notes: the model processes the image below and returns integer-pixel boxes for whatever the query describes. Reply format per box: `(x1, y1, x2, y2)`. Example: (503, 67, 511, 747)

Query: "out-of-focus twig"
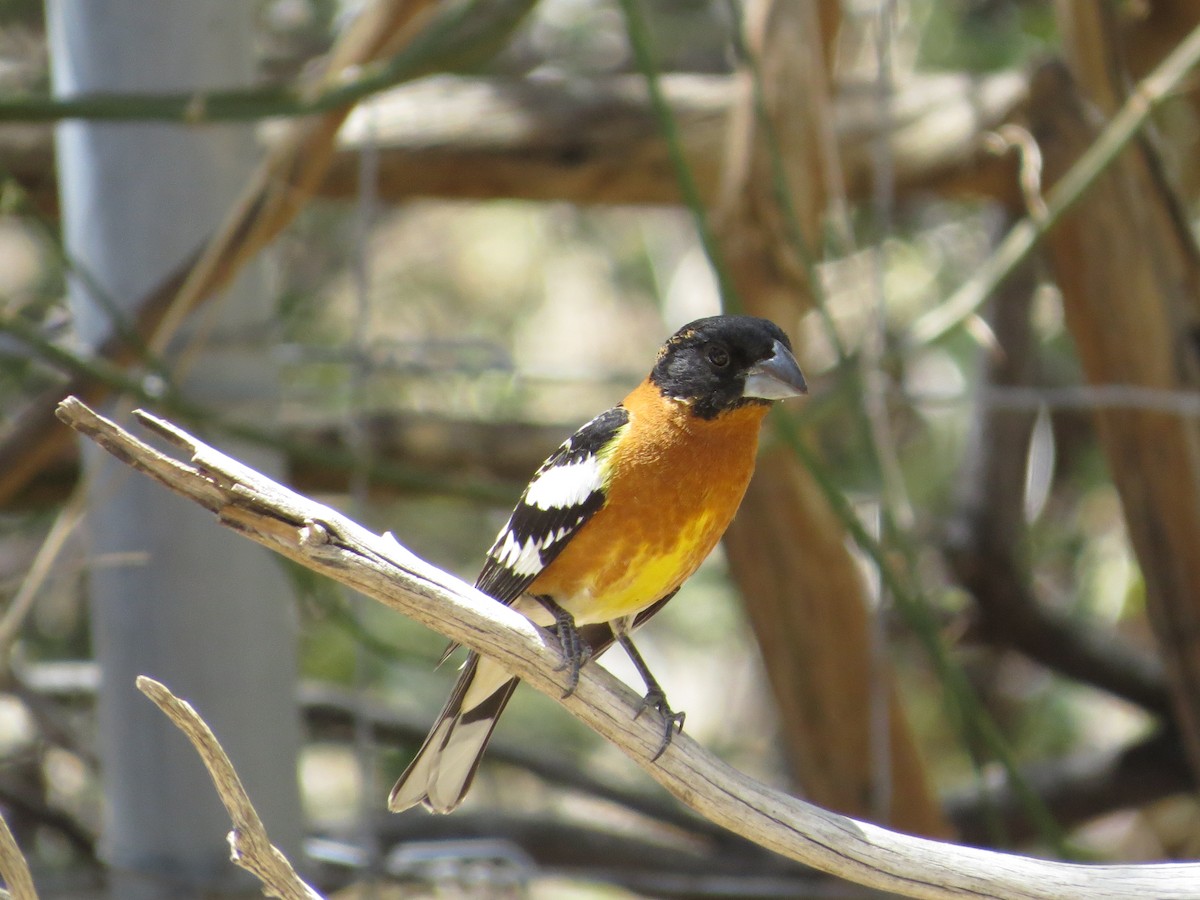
(909, 20, 1200, 346)
(0, 0, 443, 510)
(0, 492, 85, 666)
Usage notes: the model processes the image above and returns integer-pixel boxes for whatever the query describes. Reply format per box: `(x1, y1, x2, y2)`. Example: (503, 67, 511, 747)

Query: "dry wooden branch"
(0, 808, 37, 900)
(136, 677, 322, 900)
(1034, 11, 1200, 777)
(0, 71, 1027, 216)
(54, 395, 1200, 899)
(712, 0, 948, 837)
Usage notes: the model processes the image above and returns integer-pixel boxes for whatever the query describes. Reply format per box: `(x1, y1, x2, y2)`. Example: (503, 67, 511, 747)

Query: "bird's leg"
(533, 595, 591, 697)
(613, 620, 685, 761)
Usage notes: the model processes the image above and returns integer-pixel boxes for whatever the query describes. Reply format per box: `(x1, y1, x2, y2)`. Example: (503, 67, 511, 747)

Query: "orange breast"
(528, 380, 770, 624)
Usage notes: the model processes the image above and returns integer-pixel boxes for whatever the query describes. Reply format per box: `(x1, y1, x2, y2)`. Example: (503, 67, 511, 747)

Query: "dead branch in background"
(0, 71, 1027, 220)
(0, 0, 440, 510)
(0, 66, 1027, 514)
(711, 0, 949, 837)
(53, 396, 1200, 899)
(944, 249, 1170, 716)
(1034, 6, 1200, 778)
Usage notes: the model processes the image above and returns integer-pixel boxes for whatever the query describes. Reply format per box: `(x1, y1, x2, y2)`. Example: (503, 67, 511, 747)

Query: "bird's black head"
(649, 315, 808, 419)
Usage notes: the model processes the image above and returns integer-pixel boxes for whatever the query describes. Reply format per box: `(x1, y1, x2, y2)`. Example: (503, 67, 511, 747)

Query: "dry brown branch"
(0, 71, 1027, 215)
(1037, 10, 1200, 777)
(54, 395, 1200, 899)
(0, 808, 37, 900)
(712, 0, 948, 836)
(329, 70, 1026, 206)
(135, 677, 322, 900)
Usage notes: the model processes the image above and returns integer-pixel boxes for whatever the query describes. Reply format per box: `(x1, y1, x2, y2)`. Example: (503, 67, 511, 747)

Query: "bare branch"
(136, 677, 322, 900)
(54, 395, 1200, 899)
(0, 495, 85, 664)
(1, 71, 1026, 216)
(0, 808, 37, 900)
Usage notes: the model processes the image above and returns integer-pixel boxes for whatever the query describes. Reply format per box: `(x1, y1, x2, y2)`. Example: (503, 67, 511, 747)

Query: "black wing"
(474, 405, 630, 605)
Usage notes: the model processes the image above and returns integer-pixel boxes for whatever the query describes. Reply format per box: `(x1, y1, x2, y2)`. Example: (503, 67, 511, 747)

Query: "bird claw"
(534, 595, 592, 698)
(550, 623, 591, 698)
(634, 687, 685, 761)
(553, 644, 592, 698)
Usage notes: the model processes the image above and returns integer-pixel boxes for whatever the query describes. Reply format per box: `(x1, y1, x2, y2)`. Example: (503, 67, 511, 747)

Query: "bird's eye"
(706, 345, 730, 368)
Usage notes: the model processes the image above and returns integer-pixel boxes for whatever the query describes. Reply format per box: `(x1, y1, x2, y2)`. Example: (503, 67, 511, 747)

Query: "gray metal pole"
(48, 3, 304, 897)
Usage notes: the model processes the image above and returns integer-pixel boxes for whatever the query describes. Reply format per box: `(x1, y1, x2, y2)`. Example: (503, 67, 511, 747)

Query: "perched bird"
(389, 315, 807, 814)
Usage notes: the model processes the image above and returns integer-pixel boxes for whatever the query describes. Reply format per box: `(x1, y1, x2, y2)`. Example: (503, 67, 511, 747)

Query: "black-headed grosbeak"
(389, 315, 807, 814)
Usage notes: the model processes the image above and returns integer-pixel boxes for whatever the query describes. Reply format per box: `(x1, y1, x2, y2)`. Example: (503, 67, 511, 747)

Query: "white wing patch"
(474, 405, 628, 605)
(523, 457, 604, 511)
(493, 530, 545, 577)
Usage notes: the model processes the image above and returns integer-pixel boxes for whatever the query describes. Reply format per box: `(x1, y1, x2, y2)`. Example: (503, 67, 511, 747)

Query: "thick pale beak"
(743, 340, 808, 400)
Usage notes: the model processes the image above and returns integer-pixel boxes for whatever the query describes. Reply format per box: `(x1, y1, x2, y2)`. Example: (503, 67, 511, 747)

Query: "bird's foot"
(536, 596, 591, 697)
(634, 687, 685, 761)
(552, 626, 592, 698)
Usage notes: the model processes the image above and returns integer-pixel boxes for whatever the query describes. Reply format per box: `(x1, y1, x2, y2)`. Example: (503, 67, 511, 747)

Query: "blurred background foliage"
(2, 0, 1200, 896)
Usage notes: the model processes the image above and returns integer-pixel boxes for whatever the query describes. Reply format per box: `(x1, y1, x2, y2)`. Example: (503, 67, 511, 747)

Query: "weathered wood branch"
(0, 809, 37, 900)
(54, 396, 1200, 899)
(136, 678, 321, 900)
